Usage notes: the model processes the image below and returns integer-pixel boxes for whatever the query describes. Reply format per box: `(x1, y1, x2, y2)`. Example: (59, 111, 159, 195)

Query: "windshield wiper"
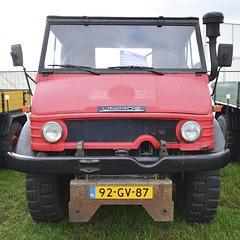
(49, 64, 100, 75)
(109, 66, 163, 75)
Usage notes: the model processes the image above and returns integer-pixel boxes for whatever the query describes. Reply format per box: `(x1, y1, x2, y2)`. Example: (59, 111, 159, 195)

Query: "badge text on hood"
(98, 106, 146, 113)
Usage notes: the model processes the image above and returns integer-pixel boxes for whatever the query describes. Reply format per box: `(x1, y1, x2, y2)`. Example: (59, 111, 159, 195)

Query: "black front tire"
(26, 173, 73, 222)
(176, 169, 220, 222)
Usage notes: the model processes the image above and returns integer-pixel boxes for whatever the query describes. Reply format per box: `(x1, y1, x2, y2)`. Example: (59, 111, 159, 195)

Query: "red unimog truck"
(8, 12, 232, 223)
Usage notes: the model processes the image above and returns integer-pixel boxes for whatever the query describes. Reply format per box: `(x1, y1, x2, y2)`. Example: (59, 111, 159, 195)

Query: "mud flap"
(69, 178, 174, 222)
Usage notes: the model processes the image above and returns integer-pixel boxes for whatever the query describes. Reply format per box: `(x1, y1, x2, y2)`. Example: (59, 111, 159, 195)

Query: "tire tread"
(187, 170, 220, 222)
(177, 169, 220, 222)
(26, 173, 70, 222)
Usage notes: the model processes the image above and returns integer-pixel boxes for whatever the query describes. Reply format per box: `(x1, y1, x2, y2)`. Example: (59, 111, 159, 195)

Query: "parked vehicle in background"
(0, 88, 30, 167)
(8, 12, 232, 223)
(213, 80, 240, 161)
(209, 23, 240, 161)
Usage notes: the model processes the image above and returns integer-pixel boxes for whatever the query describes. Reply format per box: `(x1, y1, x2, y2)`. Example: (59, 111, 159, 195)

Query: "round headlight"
(42, 121, 63, 143)
(181, 121, 201, 143)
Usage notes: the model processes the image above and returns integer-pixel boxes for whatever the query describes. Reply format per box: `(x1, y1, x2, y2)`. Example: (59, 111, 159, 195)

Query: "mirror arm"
(211, 66, 222, 97)
(23, 67, 36, 84)
(22, 66, 35, 96)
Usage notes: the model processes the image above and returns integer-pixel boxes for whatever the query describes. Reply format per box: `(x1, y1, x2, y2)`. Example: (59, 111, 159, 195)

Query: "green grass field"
(0, 162, 239, 240)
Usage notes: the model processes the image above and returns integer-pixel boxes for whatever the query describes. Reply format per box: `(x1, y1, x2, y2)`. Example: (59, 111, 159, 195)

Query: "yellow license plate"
(89, 186, 153, 199)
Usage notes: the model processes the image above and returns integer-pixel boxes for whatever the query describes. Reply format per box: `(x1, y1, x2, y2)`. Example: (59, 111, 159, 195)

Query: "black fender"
(0, 112, 27, 136)
(212, 118, 226, 153)
(11, 112, 27, 126)
(16, 120, 34, 156)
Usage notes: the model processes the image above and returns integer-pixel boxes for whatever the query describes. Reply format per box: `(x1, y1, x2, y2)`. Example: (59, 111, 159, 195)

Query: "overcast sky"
(1, 0, 240, 71)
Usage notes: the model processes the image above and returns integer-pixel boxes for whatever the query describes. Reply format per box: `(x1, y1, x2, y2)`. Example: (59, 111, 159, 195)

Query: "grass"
(0, 162, 239, 240)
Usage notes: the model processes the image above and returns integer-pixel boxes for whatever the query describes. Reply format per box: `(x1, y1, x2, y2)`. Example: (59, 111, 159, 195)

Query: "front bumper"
(7, 149, 230, 174)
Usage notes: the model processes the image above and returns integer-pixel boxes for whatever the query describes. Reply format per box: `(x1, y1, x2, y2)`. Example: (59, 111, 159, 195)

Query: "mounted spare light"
(181, 121, 201, 143)
(42, 121, 63, 143)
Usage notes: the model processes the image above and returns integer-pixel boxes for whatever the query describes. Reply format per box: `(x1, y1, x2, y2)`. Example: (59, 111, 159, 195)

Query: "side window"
(45, 31, 62, 67)
(185, 32, 201, 68)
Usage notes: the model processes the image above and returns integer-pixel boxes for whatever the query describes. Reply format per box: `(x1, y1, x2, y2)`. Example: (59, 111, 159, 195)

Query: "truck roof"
(46, 15, 199, 25)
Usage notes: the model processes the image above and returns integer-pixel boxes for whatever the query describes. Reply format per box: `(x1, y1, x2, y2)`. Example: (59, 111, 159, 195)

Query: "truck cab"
(8, 13, 231, 223)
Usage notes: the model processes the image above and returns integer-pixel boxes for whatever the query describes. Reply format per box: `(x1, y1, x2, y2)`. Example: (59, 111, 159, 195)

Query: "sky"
(1, 0, 240, 71)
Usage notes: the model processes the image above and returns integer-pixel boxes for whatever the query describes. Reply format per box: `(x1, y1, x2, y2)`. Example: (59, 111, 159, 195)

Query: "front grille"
(64, 119, 179, 143)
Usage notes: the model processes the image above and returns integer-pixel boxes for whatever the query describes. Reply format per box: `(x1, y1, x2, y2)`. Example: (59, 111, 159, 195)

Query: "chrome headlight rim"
(42, 121, 63, 143)
(180, 121, 201, 143)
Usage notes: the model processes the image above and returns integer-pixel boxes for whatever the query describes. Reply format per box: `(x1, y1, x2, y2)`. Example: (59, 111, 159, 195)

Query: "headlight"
(181, 121, 201, 143)
(42, 121, 63, 143)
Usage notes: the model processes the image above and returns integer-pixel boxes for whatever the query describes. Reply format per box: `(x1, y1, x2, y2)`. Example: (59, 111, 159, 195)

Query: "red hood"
(32, 73, 211, 115)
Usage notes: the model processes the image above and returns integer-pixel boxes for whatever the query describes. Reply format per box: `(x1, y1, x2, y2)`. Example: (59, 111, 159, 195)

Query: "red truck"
(8, 12, 232, 223)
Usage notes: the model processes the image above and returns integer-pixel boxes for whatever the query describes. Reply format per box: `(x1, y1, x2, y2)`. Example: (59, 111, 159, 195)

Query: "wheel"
(0, 121, 22, 168)
(217, 114, 240, 161)
(176, 169, 220, 222)
(26, 173, 73, 222)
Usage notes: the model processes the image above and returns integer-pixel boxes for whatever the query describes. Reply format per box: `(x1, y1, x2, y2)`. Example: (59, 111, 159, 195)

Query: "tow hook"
(160, 140, 168, 157)
(75, 140, 85, 157)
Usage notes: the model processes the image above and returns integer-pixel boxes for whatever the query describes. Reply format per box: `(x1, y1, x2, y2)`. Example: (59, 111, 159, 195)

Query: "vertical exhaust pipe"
(203, 12, 224, 81)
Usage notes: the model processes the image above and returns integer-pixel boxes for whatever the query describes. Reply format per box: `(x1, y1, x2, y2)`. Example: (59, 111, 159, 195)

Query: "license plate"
(89, 186, 153, 199)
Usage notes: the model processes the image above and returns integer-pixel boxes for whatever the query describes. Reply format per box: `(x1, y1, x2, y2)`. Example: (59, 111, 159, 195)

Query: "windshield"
(44, 23, 203, 71)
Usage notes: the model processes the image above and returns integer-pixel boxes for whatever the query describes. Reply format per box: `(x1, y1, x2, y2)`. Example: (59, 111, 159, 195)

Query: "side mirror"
(11, 44, 23, 67)
(218, 44, 233, 67)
